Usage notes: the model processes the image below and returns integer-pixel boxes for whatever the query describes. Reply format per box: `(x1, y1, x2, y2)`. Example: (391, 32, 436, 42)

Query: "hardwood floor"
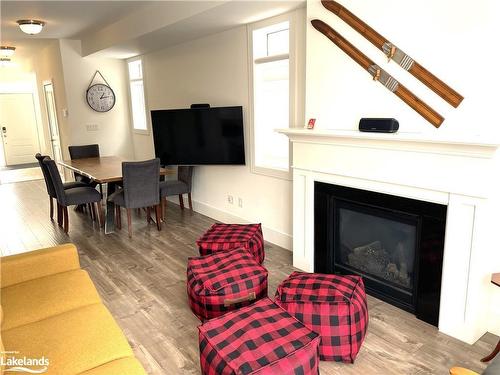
(0, 180, 496, 374)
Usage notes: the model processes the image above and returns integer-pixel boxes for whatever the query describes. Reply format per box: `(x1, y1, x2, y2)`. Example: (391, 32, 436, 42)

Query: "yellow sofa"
(0, 244, 146, 375)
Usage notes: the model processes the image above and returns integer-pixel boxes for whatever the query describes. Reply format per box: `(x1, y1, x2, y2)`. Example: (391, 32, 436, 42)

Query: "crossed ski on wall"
(311, 19, 444, 128)
(321, 0, 463, 108)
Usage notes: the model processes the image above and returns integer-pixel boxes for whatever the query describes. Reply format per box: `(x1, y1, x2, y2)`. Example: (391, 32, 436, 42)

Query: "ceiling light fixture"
(17, 19, 45, 35)
(0, 46, 16, 57)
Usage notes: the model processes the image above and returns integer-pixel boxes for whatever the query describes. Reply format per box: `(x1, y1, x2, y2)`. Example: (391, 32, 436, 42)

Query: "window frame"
(247, 12, 297, 181)
(126, 56, 150, 135)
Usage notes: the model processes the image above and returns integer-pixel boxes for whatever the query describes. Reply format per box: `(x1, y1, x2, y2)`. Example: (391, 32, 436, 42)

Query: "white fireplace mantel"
(278, 128, 500, 158)
(279, 128, 499, 344)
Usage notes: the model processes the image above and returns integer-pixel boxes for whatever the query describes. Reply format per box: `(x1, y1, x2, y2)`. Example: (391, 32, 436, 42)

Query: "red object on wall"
(307, 118, 316, 129)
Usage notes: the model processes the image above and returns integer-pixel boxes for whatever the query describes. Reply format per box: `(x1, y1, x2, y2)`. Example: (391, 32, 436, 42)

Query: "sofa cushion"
(2, 304, 134, 375)
(0, 244, 80, 288)
(78, 357, 146, 375)
(1, 269, 101, 331)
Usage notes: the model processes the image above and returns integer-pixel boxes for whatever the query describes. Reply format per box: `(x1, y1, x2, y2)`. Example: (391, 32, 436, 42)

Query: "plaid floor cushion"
(198, 297, 320, 375)
(187, 248, 268, 321)
(275, 272, 368, 363)
(196, 223, 265, 264)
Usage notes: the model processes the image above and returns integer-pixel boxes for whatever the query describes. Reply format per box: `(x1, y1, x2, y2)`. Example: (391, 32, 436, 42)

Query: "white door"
(42, 82, 63, 168)
(0, 93, 41, 166)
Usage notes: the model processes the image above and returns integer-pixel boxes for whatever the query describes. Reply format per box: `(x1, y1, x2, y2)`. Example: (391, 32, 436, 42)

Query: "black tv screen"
(151, 106, 245, 165)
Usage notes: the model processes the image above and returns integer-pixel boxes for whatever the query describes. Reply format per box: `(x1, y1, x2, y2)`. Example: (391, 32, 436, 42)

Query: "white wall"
(306, 0, 500, 138)
(134, 9, 306, 249)
(33, 40, 70, 159)
(305, 0, 500, 337)
(58, 40, 134, 159)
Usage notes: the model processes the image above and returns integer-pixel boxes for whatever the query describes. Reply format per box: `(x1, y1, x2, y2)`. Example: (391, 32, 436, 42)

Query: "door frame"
(42, 80, 63, 173)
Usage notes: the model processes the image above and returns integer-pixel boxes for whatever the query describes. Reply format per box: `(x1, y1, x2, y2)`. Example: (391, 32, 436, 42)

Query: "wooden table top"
(492, 273, 500, 287)
(58, 156, 174, 183)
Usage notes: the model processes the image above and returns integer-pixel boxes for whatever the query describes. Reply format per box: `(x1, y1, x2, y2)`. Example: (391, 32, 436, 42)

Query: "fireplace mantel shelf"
(277, 128, 500, 158)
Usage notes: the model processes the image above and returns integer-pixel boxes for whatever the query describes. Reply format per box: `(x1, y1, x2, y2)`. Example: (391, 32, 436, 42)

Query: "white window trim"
(247, 12, 299, 181)
(126, 56, 151, 135)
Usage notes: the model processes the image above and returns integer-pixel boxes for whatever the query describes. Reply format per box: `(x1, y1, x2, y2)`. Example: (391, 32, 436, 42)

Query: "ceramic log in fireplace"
(314, 182, 447, 326)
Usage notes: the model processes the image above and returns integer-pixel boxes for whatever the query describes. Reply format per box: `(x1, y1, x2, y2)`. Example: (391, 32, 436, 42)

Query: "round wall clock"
(86, 83, 116, 112)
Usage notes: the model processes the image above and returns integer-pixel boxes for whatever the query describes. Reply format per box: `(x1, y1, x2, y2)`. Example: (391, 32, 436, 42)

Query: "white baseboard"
(185, 199, 292, 251)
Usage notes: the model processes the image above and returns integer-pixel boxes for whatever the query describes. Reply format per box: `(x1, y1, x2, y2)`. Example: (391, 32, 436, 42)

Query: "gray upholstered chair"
(43, 157, 103, 233)
(159, 166, 193, 218)
(35, 153, 87, 224)
(68, 144, 100, 188)
(108, 158, 161, 237)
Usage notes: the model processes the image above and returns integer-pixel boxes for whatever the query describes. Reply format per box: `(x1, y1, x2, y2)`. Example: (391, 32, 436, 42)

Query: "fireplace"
(314, 182, 447, 326)
(278, 128, 497, 343)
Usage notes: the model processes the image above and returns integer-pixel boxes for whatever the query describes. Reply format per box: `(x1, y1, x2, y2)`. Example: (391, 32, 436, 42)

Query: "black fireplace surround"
(314, 182, 447, 326)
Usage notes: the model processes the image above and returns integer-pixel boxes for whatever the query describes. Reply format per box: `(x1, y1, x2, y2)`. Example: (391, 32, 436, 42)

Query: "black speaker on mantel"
(359, 118, 399, 133)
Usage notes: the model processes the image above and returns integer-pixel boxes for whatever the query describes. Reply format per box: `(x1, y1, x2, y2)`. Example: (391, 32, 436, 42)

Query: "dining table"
(58, 156, 174, 234)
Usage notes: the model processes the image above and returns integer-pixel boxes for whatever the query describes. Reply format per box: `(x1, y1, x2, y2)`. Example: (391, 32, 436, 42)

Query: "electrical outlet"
(227, 195, 234, 204)
(238, 198, 243, 208)
(86, 124, 99, 132)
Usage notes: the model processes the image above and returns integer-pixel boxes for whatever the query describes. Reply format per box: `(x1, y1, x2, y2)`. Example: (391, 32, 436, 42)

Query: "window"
(249, 16, 295, 177)
(127, 59, 148, 132)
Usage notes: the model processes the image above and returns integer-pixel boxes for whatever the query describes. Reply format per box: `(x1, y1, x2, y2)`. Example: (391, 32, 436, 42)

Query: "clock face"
(86, 83, 116, 112)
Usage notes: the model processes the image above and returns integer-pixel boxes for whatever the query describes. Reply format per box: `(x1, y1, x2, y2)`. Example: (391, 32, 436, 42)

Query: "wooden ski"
(321, 0, 463, 108)
(311, 19, 444, 128)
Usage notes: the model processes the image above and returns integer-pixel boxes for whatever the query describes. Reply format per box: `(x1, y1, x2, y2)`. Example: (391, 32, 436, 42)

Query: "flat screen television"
(151, 106, 245, 165)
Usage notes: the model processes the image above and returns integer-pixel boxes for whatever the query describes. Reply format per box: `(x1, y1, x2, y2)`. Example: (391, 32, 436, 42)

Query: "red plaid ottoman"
(187, 248, 268, 321)
(275, 272, 368, 363)
(198, 297, 320, 375)
(196, 223, 265, 264)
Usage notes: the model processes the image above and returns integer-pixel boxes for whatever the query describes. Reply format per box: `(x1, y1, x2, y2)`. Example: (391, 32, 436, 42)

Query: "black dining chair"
(68, 144, 100, 187)
(159, 166, 193, 219)
(108, 158, 161, 237)
(43, 157, 103, 233)
(35, 153, 87, 224)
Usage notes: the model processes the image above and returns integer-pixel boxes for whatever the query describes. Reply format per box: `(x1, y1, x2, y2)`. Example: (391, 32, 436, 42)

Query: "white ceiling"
(1, 1, 305, 60)
(1, 1, 151, 41)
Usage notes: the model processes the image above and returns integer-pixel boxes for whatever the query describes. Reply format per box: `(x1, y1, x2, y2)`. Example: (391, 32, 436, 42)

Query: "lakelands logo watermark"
(1, 351, 49, 374)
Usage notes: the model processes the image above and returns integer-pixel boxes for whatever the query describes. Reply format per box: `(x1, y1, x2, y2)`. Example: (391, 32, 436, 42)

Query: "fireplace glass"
(336, 203, 417, 292)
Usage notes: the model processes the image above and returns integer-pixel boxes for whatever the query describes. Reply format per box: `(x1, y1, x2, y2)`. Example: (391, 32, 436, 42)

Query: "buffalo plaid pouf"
(196, 223, 265, 264)
(187, 248, 268, 321)
(198, 297, 320, 375)
(275, 272, 368, 363)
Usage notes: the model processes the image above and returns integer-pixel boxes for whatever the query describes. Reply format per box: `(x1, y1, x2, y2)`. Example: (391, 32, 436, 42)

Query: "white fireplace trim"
(280, 128, 500, 158)
(280, 128, 498, 344)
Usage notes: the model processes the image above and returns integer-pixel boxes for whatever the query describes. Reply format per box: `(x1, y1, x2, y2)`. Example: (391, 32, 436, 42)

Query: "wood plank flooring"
(0, 180, 496, 374)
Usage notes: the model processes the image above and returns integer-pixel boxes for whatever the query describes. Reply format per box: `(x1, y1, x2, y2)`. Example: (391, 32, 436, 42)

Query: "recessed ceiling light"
(0, 46, 16, 58)
(17, 19, 45, 35)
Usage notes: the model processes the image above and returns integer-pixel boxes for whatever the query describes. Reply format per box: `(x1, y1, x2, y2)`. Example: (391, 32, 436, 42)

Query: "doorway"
(0, 93, 41, 166)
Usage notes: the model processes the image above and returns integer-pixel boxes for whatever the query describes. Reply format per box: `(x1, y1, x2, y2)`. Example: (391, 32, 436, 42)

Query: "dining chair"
(68, 144, 100, 187)
(108, 158, 161, 237)
(159, 166, 193, 219)
(43, 157, 103, 233)
(35, 153, 87, 224)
